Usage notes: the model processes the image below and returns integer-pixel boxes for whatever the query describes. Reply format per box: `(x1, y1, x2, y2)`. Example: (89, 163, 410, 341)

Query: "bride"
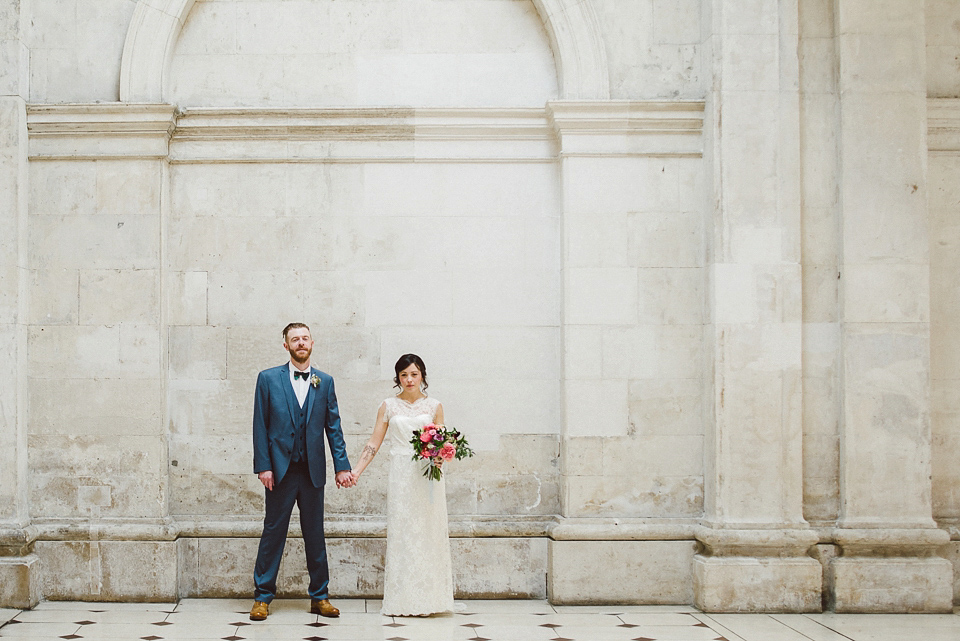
(349, 354, 454, 616)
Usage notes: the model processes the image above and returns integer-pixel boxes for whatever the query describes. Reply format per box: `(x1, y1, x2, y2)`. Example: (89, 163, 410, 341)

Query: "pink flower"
(419, 430, 433, 443)
(440, 443, 456, 461)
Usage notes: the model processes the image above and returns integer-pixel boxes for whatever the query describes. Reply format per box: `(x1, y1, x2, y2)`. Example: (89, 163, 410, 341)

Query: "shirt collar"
(289, 361, 312, 377)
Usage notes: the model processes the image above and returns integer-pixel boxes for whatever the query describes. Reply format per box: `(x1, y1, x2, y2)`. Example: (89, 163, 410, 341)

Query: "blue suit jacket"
(252, 364, 351, 488)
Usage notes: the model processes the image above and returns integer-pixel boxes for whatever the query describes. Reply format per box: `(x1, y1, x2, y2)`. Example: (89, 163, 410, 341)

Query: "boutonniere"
(310, 374, 320, 388)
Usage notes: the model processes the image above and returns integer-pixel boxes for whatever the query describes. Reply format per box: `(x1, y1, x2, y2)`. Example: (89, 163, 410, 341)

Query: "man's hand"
(258, 470, 275, 491)
(335, 470, 355, 488)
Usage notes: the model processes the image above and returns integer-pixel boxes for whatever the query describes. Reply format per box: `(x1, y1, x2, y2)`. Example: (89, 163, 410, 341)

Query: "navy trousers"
(253, 461, 329, 602)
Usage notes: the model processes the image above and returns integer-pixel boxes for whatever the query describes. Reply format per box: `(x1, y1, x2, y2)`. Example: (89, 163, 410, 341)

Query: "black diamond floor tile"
(385, 637, 408, 641)
(461, 622, 483, 628)
(152, 621, 173, 626)
(74, 620, 96, 625)
(384, 622, 405, 627)
(473, 637, 492, 641)
(618, 623, 639, 628)
(222, 636, 245, 641)
(140, 636, 163, 640)
(540, 623, 562, 628)
(306, 621, 329, 628)
(303, 637, 327, 641)
(229, 621, 251, 626)
(633, 637, 656, 641)
(551, 637, 575, 641)
(59, 636, 83, 640)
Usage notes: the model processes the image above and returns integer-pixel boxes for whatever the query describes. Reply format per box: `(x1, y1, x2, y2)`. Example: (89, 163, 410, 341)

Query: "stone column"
(693, 0, 822, 612)
(0, 0, 38, 609)
(828, 0, 953, 613)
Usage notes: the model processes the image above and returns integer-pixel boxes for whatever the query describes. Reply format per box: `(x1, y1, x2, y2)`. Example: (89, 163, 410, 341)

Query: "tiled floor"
(2, 599, 960, 641)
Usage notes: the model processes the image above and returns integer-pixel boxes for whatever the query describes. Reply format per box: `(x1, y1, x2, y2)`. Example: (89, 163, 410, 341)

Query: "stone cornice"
(928, 98, 960, 152)
(547, 100, 705, 156)
(25, 102, 704, 161)
(26, 103, 178, 159)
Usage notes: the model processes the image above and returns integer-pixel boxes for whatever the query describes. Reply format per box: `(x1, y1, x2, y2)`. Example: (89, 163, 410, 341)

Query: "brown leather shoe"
(310, 598, 340, 618)
(249, 600, 269, 621)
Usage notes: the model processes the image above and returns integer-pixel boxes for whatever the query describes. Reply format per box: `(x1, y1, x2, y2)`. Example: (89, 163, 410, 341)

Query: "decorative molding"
(119, 0, 609, 104)
(548, 100, 705, 156)
(928, 98, 960, 152)
(25, 103, 704, 161)
(26, 103, 178, 159)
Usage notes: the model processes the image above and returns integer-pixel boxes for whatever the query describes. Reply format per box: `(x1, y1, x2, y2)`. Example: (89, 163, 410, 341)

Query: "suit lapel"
(304, 368, 319, 425)
(278, 365, 299, 425)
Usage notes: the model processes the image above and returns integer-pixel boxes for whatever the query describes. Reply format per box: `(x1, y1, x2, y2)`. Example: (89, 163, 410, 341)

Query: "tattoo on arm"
(358, 444, 378, 466)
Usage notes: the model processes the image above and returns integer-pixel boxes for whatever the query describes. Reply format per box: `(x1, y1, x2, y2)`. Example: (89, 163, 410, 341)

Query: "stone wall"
(0, 0, 957, 612)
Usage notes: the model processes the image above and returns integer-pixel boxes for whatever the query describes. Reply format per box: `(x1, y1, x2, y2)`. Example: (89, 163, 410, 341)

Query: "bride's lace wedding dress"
(380, 395, 454, 616)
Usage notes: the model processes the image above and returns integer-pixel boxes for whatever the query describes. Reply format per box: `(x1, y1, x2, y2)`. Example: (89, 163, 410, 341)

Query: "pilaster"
(0, 0, 38, 609)
(831, 0, 952, 612)
(549, 100, 705, 603)
(695, 0, 821, 612)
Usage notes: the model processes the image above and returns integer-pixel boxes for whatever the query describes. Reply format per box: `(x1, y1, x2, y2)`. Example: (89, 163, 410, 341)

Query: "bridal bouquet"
(410, 424, 474, 481)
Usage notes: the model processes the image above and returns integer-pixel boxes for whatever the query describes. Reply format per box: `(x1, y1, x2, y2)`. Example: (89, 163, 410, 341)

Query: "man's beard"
(288, 346, 312, 366)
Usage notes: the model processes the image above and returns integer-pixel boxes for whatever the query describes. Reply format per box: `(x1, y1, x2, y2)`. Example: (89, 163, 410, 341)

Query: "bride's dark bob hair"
(393, 353, 428, 391)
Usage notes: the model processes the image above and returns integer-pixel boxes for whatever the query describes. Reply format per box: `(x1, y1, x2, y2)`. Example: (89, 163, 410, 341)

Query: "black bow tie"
(294, 370, 310, 380)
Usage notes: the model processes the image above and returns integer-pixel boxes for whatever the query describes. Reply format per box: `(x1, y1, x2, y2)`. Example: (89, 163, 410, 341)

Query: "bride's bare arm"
(434, 403, 444, 427)
(353, 402, 389, 480)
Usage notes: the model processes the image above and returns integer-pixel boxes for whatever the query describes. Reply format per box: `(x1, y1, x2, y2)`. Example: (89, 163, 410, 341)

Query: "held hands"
(336, 470, 357, 489)
(260, 469, 357, 490)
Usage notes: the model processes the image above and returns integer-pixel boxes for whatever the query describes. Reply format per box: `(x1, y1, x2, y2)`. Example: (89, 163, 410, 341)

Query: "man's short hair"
(283, 322, 311, 341)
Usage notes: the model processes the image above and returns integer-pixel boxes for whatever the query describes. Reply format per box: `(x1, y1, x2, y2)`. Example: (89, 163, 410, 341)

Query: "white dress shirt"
(288, 362, 311, 408)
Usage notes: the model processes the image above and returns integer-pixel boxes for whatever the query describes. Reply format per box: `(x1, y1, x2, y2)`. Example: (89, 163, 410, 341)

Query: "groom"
(250, 322, 354, 621)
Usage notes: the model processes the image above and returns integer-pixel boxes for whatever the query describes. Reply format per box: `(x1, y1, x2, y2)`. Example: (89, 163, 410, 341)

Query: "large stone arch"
(119, 0, 609, 103)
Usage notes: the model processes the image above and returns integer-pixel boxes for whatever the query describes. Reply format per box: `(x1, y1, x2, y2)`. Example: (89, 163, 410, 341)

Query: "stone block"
(379, 326, 559, 382)
(79, 269, 160, 325)
(564, 379, 628, 438)
(841, 324, 932, 522)
(94, 159, 162, 216)
(940, 541, 960, 605)
(599, 325, 657, 379)
(166, 271, 207, 326)
(565, 212, 630, 268)
(563, 326, 603, 380)
(566, 157, 683, 215)
(656, 325, 704, 379)
(842, 264, 929, 324)
(450, 268, 559, 327)
(828, 556, 953, 613)
(167, 379, 252, 437)
(169, 325, 227, 381)
(693, 555, 822, 613)
(361, 163, 557, 220)
(637, 268, 703, 324)
(452, 538, 546, 598)
(207, 270, 303, 326)
(29, 377, 163, 435)
(652, 0, 700, 44)
(29, 213, 160, 270)
(628, 378, 701, 436)
(549, 540, 695, 604)
(0, 555, 40, 609)
(565, 268, 638, 325)
(36, 540, 177, 601)
(29, 325, 119, 378)
(28, 268, 78, 325)
(170, 471, 262, 517)
(562, 473, 702, 518)
(562, 437, 605, 476)
(29, 160, 96, 216)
